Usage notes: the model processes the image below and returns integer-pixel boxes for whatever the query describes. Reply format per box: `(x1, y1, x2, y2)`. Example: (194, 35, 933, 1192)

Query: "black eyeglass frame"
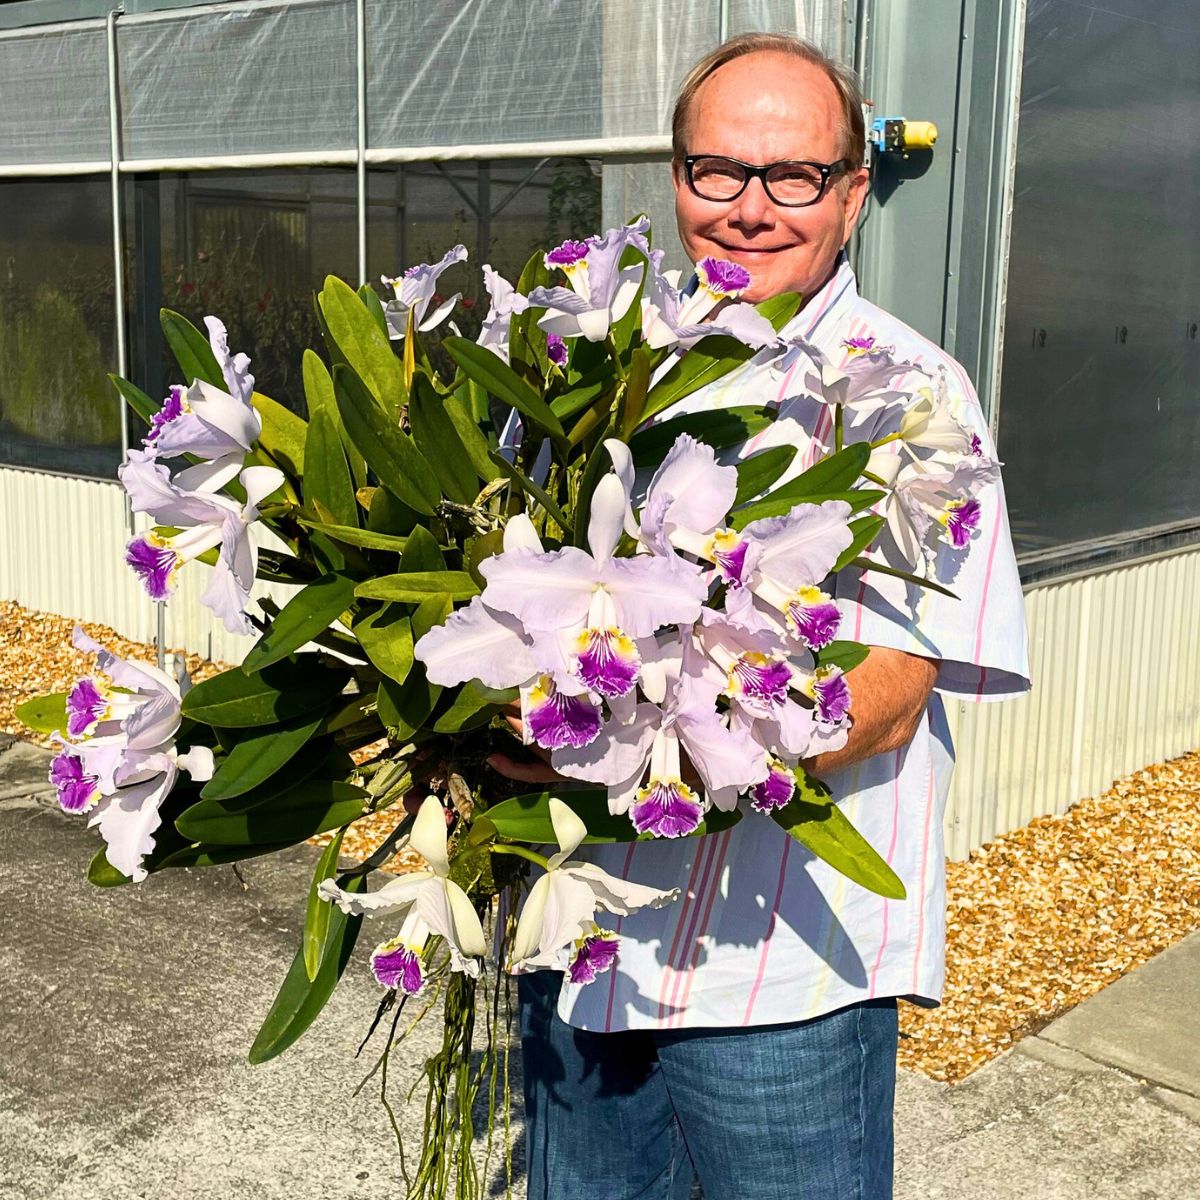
(682, 154, 854, 207)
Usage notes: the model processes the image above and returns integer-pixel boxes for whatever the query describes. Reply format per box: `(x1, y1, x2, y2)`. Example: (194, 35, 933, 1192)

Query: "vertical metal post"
(356, 0, 367, 286)
(107, 7, 129, 483)
(717, 0, 728, 42)
(477, 161, 491, 267)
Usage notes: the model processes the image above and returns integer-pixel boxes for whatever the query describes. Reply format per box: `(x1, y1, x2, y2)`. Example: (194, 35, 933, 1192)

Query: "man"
(503, 33, 1030, 1200)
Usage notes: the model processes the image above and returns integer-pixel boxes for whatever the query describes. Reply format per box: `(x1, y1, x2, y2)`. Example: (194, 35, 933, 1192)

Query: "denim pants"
(519, 970, 897, 1200)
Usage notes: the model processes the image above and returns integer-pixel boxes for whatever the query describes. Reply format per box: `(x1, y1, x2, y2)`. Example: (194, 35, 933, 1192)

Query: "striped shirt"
(555, 255, 1031, 1032)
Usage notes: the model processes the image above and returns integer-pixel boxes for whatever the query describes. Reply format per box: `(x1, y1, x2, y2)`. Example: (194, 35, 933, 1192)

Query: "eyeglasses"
(682, 154, 853, 207)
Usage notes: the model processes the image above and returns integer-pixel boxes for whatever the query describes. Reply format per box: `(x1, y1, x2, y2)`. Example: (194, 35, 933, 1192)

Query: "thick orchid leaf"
(160, 308, 223, 387)
(298, 520, 407, 553)
(641, 335, 755, 423)
(486, 790, 743, 844)
(772, 769, 906, 900)
(242, 573, 358, 675)
(398, 523, 446, 572)
(619, 346, 652, 437)
(355, 570, 478, 603)
(376, 594, 449, 735)
(408, 373, 479, 503)
(443, 336, 565, 441)
(756, 291, 803, 331)
(352, 603, 414, 685)
(157, 841, 296, 870)
(304, 350, 365, 488)
(847, 556, 959, 600)
(733, 445, 797, 506)
(366, 487, 421, 536)
(729, 488, 886, 530)
(251, 392, 306, 478)
(628, 405, 777, 466)
(814, 640, 871, 674)
(182, 657, 351, 728)
(319, 275, 405, 415)
(257, 549, 321, 585)
(333, 363, 441, 515)
(357, 283, 388, 337)
(833, 515, 886, 572)
(443, 391, 499, 484)
(110, 374, 157, 430)
(200, 711, 325, 801)
(175, 777, 366, 845)
(487, 451, 570, 533)
(431, 680, 516, 733)
(550, 371, 614, 421)
(15, 693, 67, 736)
(303, 406, 357, 528)
(304, 829, 346, 981)
(248, 873, 365, 1064)
(781, 442, 870, 497)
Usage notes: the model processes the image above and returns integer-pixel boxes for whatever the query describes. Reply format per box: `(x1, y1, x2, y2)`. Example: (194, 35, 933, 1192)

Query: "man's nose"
(728, 175, 776, 230)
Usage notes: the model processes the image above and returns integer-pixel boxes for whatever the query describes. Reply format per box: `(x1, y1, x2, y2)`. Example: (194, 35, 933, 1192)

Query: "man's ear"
(841, 166, 871, 241)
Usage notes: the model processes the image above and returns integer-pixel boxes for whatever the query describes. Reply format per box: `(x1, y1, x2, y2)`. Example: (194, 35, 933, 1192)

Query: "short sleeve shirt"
(554, 256, 1031, 1032)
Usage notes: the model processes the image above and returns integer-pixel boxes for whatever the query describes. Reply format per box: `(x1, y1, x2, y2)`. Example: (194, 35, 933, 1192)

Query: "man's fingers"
(486, 753, 562, 784)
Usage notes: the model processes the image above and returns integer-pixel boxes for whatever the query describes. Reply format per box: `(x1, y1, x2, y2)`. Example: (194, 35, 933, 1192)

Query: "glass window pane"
(128, 168, 361, 418)
(0, 177, 119, 477)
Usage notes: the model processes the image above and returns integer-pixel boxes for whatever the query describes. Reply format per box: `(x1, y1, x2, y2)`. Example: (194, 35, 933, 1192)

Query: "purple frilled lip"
(126, 536, 178, 601)
(842, 335, 876, 354)
(631, 779, 703, 839)
(371, 939, 425, 994)
(546, 239, 591, 269)
(750, 761, 795, 813)
(574, 628, 640, 699)
(568, 932, 620, 985)
(66, 677, 107, 738)
(727, 653, 792, 713)
(811, 669, 852, 725)
(145, 385, 186, 444)
(526, 685, 602, 751)
(709, 531, 749, 588)
(49, 750, 100, 814)
(697, 256, 751, 297)
(546, 333, 569, 367)
(785, 591, 842, 651)
(943, 498, 982, 548)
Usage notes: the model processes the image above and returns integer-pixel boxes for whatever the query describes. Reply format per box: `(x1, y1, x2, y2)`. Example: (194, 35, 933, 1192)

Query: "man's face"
(672, 52, 870, 304)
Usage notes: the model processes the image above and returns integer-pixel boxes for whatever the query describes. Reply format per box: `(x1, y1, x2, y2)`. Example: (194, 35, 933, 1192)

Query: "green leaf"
(487, 790, 743, 844)
(319, 275, 405, 415)
(248, 873, 365, 1064)
(303, 406, 358, 528)
(398, 523, 446, 572)
(408, 372, 479, 503)
(443, 336, 565, 441)
(833, 515, 886, 572)
(252, 392, 307, 478)
(355, 570, 478, 603)
(771, 769, 906, 900)
(241, 573, 359, 675)
(182, 657, 351, 728)
(487, 451, 570, 534)
(756, 291, 804, 331)
(15, 692, 67, 735)
(200, 711, 325, 801)
(628, 405, 777, 467)
(304, 829, 346, 981)
(366, 487, 421, 536)
(175, 777, 366, 845)
(781, 442, 871, 498)
(729, 488, 885, 530)
(619, 345, 652, 437)
(87, 847, 133, 888)
(352, 603, 414, 685)
(297, 519, 407, 552)
(642, 335, 756, 423)
(357, 283, 388, 337)
(333, 364, 441, 515)
(160, 308, 222, 387)
(733, 445, 797, 506)
(375, 594, 449, 734)
(550, 368, 614, 420)
(156, 841, 296, 870)
(444, 390, 500, 485)
(110, 374, 158, 429)
(814, 640, 871, 673)
(847, 556, 959, 600)
(432, 680, 515, 733)
(304, 350, 365, 488)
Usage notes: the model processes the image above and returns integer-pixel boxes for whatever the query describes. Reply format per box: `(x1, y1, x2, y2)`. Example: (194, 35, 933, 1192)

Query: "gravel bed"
(5, 599, 1199, 1082)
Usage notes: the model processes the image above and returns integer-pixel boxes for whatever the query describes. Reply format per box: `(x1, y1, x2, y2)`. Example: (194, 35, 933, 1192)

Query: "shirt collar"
(777, 252, 859, 357)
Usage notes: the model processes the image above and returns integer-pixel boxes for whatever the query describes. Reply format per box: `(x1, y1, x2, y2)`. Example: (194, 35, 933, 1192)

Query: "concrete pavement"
(2, 733, 1197, 1199)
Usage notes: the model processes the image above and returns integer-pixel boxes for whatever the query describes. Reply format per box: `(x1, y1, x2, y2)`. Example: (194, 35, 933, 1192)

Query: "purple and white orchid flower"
(476, 264, 530, 364)
(641, 254, 778, 351)
(478, 470, 707, 703)
(318, 795, 488, 991)
(527, 219, 650, 343)
(381, 244, 467, 340)
(510, 798, 679, 976)
(120, 449, 284, 635)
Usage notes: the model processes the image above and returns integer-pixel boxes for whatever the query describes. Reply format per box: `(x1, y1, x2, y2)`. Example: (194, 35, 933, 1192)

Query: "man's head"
(671, 34, 870, 303)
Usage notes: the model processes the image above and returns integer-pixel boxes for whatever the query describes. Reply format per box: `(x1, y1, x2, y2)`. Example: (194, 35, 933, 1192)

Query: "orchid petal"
(552, 703, 658, 786)
(318, 872, 430, 916)
(511, 872, 554, 963)
(414, 596, 537, 689)
(410, 795, 451, 877)
(603, 556, 707, 639)
(502, 513, 543, 552)
(587, 474, 627, 562)
(480, 547, 597, 631)
(547, 797, 588, 867)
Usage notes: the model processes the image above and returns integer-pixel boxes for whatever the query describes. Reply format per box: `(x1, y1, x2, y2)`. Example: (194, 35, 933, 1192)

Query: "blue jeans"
(519, 971, 897, 1200)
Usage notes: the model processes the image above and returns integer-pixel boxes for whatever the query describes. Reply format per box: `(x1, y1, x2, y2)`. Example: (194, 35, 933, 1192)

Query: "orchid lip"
(568, 928, 620, 985)
(126, 535, 179, 601)
(370, 938, 426, 994)
(525, 678, 602, 750)
(573, 627, 640, 699)
(726, 652, 792, 713)
(66, 677, 108, 738)
(750, 760, 795, 813)
(631, 778, 703, 839)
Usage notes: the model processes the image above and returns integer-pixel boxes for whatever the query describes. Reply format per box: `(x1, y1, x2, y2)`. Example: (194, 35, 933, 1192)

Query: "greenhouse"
(1, 0, 1198, 858)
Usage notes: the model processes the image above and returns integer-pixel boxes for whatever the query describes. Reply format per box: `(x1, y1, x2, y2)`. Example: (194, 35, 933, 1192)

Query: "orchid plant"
(19, 219, 998, 1200)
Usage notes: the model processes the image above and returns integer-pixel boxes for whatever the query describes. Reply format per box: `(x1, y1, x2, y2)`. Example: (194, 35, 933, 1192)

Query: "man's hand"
(486, 704, 565, 785)
(804, 648, 938, 775)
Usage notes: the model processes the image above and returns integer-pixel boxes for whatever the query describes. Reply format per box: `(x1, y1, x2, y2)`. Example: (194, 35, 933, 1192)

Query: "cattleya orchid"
(119, 450, 284, 634)
(510, 799, 679, 976)
(319, 795, 488, 992)
(783, 337, 912, 421)
(896, 385, 975, 456)
(476, 264, 530, 363)
(381, 244, 467, 339)
(640, 253, 778, 351)
(48, 628, 213, 881)
(527, 218, 650, 342)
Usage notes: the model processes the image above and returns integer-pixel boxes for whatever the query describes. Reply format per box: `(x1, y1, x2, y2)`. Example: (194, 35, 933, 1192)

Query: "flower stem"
(834, 403, 844, 453)
(606, 333, 627, 382)
(489, 844, 552, 870)
(869, 431, 900, 450)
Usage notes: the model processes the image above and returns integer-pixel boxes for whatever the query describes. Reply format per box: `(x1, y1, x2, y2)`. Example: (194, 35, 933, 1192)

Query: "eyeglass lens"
(689, 157, 829, 205)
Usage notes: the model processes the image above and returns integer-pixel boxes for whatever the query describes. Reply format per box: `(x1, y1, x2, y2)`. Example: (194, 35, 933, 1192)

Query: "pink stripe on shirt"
(669, 829, 734, 1027)
(741, 834, 792, 1024)
(603, 841, 639, 1031)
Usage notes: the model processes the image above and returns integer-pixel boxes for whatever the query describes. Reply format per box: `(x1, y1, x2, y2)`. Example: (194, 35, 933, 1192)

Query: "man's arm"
(803, 647, 938, 775)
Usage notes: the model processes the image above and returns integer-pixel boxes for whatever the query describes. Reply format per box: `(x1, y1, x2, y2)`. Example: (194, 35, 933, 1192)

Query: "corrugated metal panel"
(0, 467, 295, 665)
(944, 549, 1200, 858)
